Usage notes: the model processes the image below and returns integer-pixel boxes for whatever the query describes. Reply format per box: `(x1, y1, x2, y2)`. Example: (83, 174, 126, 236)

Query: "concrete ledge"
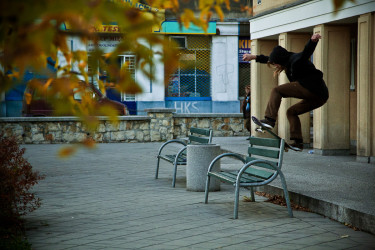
(356, 156, 375, 165)
(255, 185, 375, 235)
(144, 108, 176, 113)
(174, 113, 242, 118)
(0, 116, 150, 122)
(314, 149, 351, 156)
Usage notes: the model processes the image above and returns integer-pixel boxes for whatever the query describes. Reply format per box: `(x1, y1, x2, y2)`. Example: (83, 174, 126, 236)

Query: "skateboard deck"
(251, 116, 302, 152)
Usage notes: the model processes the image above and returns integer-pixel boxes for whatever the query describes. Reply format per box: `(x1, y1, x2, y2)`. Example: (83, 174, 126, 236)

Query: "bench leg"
(278, 171, 293, 218)
(234, 182, 240, 219)
(155, 156, 161, 179)
(172, 161, 178, 188)
(204, 175, 211, 203)
(250, 187, 255, 202)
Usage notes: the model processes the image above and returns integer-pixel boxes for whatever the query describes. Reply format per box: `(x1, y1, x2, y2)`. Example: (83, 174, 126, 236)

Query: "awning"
(155, 21, 216, 35)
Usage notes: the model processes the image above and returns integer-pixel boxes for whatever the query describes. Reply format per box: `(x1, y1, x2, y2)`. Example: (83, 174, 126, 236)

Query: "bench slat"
(248, 137, 281, 148)
(208, 171, 267, 184)
(245, 156, 278, 170)
(244, 168, 273, 179)
(239, 173, 266, 182)
(208, 171, 237, 184)
(189, 135, 210, 144)
(248, 147, 280, 159)
(160, 155, 187, 164)
(190, 127, 211, 136)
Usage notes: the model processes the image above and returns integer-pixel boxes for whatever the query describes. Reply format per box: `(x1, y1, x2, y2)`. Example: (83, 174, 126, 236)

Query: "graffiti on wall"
(174, 101, 199, 113)
(216, 64, 234, 93)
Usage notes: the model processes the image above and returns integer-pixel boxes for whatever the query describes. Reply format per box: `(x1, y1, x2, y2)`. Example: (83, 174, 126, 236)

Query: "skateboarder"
(242, 34, 329, 150)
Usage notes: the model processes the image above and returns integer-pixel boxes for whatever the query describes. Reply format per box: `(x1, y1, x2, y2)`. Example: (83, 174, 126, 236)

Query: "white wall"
(57, 37, 87, 76)
(211, 22, 239, 102)
(250, 0, 375, 39)
(136, 41, 165, 102)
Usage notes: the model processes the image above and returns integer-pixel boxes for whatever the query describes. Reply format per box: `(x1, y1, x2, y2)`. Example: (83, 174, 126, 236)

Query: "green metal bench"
(155, 127, 213, 187)
(204, 136, 293, 219)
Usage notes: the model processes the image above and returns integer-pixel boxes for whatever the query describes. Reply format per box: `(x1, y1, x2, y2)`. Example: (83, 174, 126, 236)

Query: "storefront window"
(166, 36, 211, 100)
(88, 54, 136, 101)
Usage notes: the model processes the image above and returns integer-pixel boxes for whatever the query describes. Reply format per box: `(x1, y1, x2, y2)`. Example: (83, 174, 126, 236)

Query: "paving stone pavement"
(23, 143, 375, 250)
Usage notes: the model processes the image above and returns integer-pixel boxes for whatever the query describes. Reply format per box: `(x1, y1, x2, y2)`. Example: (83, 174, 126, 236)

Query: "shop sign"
(239, 38, 251, 63)
(118, 0, 160, 12)
(87, 36, 122, 52)
(157, 21, 216, 35)
(61, 0, 164, 34)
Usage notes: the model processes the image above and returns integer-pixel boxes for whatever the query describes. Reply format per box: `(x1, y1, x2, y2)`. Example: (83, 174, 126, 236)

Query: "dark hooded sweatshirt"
(256, 39, 329, 101)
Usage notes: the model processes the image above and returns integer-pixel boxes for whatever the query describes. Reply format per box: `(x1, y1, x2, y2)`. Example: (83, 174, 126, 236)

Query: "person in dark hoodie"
(242, 33, 329, 151)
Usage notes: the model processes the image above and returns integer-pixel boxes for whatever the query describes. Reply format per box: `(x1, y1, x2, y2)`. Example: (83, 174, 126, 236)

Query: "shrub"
(0, 133, 45, 246)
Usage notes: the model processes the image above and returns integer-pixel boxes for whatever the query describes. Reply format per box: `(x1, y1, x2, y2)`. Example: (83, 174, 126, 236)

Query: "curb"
(256, 185, 375, 235)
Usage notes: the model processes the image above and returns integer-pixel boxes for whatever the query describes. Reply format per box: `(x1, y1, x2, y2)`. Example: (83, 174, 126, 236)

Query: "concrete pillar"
(186, 144, 221, 192)
(313, 25, 351, 155)
(357, 13, 375, 162)
(250, 39, 278, 137)
(278, 33, 312, 144)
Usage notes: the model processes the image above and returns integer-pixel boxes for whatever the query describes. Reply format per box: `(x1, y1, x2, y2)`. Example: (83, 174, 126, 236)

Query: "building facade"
(0, 1, 253, 117)
(249, 0, 375, 161)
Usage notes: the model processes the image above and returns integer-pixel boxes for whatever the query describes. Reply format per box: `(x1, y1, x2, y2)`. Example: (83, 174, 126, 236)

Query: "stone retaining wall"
(0, 109, 247, 144)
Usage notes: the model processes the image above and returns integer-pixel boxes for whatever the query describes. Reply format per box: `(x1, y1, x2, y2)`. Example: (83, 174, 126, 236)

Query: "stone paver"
(23, 143, 375, 249)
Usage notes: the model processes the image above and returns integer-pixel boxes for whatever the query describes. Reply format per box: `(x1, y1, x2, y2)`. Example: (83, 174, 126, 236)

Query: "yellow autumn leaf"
(172, 0, 179, 9)
(78, 61, 87, 69)
(214, 5, 224, 22)
(225, 0, 230, 10)
(199, 0, 215, 9)
(74, 50, 87, 62)
(181, 9, 197, 29)
(199, 6, 212, 21)
(162, 0, 177, 10)
(25, 93, 32, 105)
(82, 138, 96, 148)
(181, 16, 190, 29)
(42, 78, 53, 91)
(103, 53, 112, 59)
(117, 78, 143, 94)
(81, 115, 100, 131)
(58, 146, 77, 158)
(7, 72, 20, 79)
(98, 80, 106, 95)
(98, 105, 119, 125)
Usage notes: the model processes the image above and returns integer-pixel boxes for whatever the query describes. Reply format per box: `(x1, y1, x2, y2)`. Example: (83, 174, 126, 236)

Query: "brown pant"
(265, 81, 327, 141)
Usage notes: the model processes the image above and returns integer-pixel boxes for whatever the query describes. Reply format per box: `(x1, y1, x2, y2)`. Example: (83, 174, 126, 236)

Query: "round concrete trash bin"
(186, 144, 221, 192)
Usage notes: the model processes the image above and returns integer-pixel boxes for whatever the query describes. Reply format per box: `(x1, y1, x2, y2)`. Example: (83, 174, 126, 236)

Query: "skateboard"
(251, 116, 302, 152)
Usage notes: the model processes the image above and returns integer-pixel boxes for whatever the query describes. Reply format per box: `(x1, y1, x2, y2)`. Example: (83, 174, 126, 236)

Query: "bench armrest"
(207, 153, 246, 173)
(174, 146, 188, 163)
(157, 139, 188, 156)
(237, 159, 281, 186)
